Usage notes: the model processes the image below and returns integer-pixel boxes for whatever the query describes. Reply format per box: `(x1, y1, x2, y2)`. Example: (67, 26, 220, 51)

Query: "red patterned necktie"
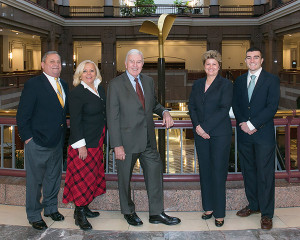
(134, 78, 145, 110)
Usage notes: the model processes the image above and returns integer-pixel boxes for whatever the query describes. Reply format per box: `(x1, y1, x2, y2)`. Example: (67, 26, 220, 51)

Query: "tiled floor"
(0, 204, 300, 239)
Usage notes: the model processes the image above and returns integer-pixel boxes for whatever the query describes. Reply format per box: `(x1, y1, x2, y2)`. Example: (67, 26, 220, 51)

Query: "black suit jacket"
(68, 84, 106, 148)
(188, 75, 233, 136)
(17, 73, 69, 147)
(232, 69, 280, 144)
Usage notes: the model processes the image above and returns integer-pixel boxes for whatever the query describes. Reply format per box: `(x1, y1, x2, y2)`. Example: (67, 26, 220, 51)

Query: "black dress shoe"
(84, 205, 100, 218)
(44, 211, 65, 221)
(149, 212, 181, 225)
(201, 212, 213, 220)
(215, 219, 224, 227)
(124, 213, 143, 226)
(74, 206, 92, 231)
(29, 219, 48, 230)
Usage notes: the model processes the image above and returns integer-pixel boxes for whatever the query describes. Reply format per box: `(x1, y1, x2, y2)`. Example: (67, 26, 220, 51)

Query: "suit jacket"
(16, 73, 69, 148)
(232, 69, 280, 144)
(68, 84, 106, 148)
(106, 72, 165, 153)
(188, 75, 233, 136)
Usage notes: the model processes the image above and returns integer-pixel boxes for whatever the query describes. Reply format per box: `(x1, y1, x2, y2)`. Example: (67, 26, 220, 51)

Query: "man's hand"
(239, 122, 250, 133)
(196, 125, 210, 139)
(162, 111, 174, 129)
(78, 146, 88, 160)
(248, 129, 257, 135)
(114, 146, 126, 161)
(25, 137, 32, 144)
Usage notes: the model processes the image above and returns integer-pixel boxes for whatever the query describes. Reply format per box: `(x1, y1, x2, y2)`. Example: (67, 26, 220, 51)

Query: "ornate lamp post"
(139, 14, 176, 166)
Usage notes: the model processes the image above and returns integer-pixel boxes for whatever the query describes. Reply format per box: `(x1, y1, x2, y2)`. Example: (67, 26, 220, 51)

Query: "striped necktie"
(248, 75, 256, 101)
(55, 77, 64, 108)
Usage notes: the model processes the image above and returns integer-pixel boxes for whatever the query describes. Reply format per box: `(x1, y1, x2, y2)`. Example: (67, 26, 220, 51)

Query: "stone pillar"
(58, 28, 73, 88)
(274, 35, 284, 75)
(40, 36, 49, 59)
(253, 0, 264, 16)
(62, 0, 70, 17)
(101, 27, 116, 90)
(251, 27, 264, 50)
(104, 0, 114, 17)
(48, 27, 56, 51)
(0, 35, 3, 73)
(209, 0, 219, 17)
(207, 27, 222, 54)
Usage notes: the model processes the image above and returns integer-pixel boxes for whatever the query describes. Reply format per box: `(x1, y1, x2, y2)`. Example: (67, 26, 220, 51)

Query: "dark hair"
(246, 47, 263, 58)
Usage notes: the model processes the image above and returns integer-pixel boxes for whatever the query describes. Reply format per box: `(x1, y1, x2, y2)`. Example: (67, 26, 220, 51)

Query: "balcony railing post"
(285, 116, 292, 182)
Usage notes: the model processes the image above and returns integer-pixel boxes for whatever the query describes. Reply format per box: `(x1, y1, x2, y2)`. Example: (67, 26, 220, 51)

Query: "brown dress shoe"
(261, 216, 272, 230)
(236, 206, 260, 217)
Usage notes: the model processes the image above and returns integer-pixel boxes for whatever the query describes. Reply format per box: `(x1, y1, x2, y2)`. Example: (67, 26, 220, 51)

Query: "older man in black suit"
(232, 47, 280, 230)
(107, 49, 181, 226)
(17, 51, 69, 230)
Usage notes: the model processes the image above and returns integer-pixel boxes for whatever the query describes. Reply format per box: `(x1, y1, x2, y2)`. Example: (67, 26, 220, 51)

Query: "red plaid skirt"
(63, 127, 106, 206)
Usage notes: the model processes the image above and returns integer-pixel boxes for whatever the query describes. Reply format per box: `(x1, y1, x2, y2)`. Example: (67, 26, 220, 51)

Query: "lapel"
(240, 73, 249, 103)
(250, 70, 265, 101)
(41, 73, 66, 110)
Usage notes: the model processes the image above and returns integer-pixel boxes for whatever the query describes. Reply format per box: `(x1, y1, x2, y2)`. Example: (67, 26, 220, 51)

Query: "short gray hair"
(42, 51, 61, 62)
(125, 49, 144, 63)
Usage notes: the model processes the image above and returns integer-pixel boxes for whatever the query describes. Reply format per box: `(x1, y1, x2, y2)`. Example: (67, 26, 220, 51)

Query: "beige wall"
(70, 0, 104, 6)
(74, 41, 102, 67)
(116, 40, 207, 71)
(222, 40, 250, 69)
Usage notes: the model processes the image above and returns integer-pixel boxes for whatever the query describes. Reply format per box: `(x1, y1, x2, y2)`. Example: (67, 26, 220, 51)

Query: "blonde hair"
(202, 50, 222, 67)
(73, 60, 102, 87)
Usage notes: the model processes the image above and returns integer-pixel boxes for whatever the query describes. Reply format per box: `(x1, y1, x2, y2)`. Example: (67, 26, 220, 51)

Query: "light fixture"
(9, 42, 12, 68)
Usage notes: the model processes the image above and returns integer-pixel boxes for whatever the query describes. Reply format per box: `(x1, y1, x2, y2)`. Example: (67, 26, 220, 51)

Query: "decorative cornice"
(1, 0, 299, 28)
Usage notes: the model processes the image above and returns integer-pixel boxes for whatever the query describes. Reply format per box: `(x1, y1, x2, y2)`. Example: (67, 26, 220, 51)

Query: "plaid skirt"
(63, 127, 106, 206)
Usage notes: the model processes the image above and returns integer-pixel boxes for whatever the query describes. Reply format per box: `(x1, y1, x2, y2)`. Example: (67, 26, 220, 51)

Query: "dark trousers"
(195, 134, 231, 218)
(25, 138, 63, 222)
(116, 140, 164, 216)
(238, 141, 275, 218)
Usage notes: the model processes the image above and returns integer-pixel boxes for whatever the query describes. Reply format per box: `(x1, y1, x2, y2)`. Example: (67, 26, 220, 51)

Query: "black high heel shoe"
(201, 212, 213, 220)
(215, 219, 224, 227)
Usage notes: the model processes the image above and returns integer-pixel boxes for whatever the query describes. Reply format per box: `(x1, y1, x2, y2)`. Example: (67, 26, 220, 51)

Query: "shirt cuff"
(162, 110, 168, 116)
(71, 139, 86, 149)
(246, 121, 255, 131)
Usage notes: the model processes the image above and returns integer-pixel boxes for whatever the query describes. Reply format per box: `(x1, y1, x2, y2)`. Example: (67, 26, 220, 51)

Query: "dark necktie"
(134, 78, 145, 110)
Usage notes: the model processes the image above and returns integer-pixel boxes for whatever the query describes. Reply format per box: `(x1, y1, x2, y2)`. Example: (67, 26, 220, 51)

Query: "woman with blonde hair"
(188, 50, 233, 227)
(63, 60, 106, 231)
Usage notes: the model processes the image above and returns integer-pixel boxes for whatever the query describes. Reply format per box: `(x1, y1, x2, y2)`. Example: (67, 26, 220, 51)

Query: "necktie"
(55, 77, 64, 108)
(248, 75, 256, 101)
(134, 78, 145, 110)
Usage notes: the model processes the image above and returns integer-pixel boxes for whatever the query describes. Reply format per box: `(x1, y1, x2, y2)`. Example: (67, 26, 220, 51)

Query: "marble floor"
(0, 204, 300, 239)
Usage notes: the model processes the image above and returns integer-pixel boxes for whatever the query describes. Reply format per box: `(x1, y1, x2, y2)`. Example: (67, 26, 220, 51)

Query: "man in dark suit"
(232, 47, 280, 230)
(107, 49, 181, 226)
(17, 51, 69, 230)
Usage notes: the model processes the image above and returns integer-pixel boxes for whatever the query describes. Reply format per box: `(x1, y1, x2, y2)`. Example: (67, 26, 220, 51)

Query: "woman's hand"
(78, 146, 88, 160)
(196, 125, 210, 139)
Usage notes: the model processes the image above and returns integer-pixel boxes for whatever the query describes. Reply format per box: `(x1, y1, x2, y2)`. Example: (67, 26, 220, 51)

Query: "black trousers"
(238, 141, 275, 218)
(195, 134, 231, 218)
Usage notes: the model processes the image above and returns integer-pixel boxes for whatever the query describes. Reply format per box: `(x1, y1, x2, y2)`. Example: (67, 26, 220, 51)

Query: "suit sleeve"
(188, 81, 200, 127)
(232, 78, 247, 123)
(106, 81, 123, 148)
(251, 76, 280, 129)
(151, 78, 165, 117)
(16, 80, 37, 142)
(69, 89, 85, 145)
(201, 80, 233, 133)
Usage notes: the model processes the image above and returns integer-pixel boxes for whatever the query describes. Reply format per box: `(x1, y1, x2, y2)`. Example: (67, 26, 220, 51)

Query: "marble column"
(0, 35, 3, 73)
(207, 27, 222, 55)
(253, 0, 264, 16)
(101, 27, 116, 89)
(104, 0, 114, 17)
(58, 28, 73, 87)
(209, 0, 219, 17)
(40, 36, 49, 58)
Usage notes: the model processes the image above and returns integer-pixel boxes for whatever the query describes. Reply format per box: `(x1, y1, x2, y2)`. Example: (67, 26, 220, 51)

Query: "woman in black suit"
(188, 50, 233, 227)
(63, 60, 106, 231)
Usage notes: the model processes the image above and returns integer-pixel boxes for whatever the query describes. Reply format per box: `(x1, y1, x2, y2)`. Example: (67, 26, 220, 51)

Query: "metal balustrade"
(0, 110, 300, 183)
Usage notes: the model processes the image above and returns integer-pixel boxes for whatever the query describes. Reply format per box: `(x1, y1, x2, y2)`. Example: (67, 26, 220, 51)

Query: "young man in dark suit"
(17, 51, 69, 230)
(232, 47, 280, 230)
(107, 49, 181, 226)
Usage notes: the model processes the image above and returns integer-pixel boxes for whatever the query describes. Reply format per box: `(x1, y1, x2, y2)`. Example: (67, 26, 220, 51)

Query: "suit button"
(61, 124, 63, 127)
(248, 106, 250, 109)
(248, 117, 251, 120)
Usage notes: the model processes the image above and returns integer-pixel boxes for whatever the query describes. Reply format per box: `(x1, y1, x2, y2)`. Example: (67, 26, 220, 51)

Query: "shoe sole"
(236, 211, 260, 217)
(149, 220, 180, 225)
(75, 219, 93, 231)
